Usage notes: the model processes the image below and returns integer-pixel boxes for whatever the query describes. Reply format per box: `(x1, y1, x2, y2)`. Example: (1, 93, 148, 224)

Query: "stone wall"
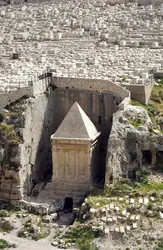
(138, 0, 163, 5)
(30, 78, 48, 97)
(0, 87, 32, 108)
(124, 82, 154, 105)
(0, 79, 48, 108)
(51, 77, 129, 100)
(155, 71, 163, 79)
(0, 75, 152, 109)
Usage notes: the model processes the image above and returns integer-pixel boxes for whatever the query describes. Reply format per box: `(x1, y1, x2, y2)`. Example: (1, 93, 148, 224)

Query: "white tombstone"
(35, 35, 40, 41)
(54, 33, 62, 40)
(141, 72, 149, 79)
(148, 4, 153, 9)
(119, 40, 126, 47)
(22, 5, 27, 11)
(40, 56, 46, 63)
(114, 45, 119, 51)
(153, 42, 159, 47)
(1, 10, 5, 17)
(49, 31, 54, 40)
(11, 13, 15, 19)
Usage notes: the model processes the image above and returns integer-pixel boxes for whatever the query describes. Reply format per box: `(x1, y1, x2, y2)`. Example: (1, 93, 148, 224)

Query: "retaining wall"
(123, 82, 154, 104)
(0, 87, 32, 108)
(138, 0, 163, 5)
(0, 75, 153, 108)
(0, 79, 48, 108)
(155, 71, 163, 79)
(51, 77, 130, 100)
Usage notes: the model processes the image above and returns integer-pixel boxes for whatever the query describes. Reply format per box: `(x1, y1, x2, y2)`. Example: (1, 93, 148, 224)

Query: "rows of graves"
(0, 0, 162, 92)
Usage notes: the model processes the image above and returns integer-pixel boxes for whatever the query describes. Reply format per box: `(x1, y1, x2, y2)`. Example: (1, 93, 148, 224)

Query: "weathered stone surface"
(59, 212, 75, 225)
(51, 102, 100, 199)
(105, 101, 163, 184)
(0, 94, 48, 204)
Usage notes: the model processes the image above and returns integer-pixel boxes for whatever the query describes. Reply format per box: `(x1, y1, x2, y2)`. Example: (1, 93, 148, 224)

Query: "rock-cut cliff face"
(0, 94, 48, 204)
(2, 91, 163, 204)
(105, 98, 163, 185)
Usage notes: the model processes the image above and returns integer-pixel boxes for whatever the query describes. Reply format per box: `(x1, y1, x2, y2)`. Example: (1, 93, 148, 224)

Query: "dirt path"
(0, 232, 60, 250)
(0, 211, 79, 250)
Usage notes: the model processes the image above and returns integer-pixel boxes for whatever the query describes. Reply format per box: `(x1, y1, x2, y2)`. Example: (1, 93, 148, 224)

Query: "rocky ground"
(0, 232, 60, 250)
(78, 172, 163, 250)
(0, 81, 163, 250)
(0, 168, 163, 250)
(0, 208, 77, 250)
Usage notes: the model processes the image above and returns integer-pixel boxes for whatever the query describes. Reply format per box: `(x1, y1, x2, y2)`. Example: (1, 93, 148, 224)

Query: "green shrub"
(130, 100, 157, 118)
(17, 229, 26, 238)
(0, 220, 14, 232)
(0, 124, 14, 136)
(136, 168, 150, 184)
(32, 231, 49, 241)
(0, 123, 21, 144)
(155, 239, 163, 250)
(65, 226, 100, 250)
(0, 210, 9, 218)
(0, 239, 8, 249)
(0, 239, 16, 249)
(18, 221, 50, 241)
(129, 99, 163, 133)
(129, 117, 145, 129)
(151, 84, 163, 103)
(137, 182, 163, 195)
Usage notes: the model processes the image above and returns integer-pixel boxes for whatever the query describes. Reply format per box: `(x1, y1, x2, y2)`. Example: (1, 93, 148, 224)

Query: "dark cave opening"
(63, 197, 73, 213)
(142, 150, 152, 165)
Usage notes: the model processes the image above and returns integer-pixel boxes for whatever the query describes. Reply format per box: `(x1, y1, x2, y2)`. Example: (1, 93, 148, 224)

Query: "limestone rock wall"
(0, 85, 123, 204)
(19, 94, 48, 196)
(32, 87, 122, 183)
(0, 144, 23, 203)
(105, 97, 163, 184)
(0, 94, 48, 204)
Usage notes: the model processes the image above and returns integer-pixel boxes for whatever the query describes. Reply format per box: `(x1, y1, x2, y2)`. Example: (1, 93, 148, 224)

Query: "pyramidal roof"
(52, 102, 100, 140)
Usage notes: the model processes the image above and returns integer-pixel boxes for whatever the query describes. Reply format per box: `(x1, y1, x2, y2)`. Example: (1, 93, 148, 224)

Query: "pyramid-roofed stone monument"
(51, 102, 100, 201)
(51, 102, 100, 140)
